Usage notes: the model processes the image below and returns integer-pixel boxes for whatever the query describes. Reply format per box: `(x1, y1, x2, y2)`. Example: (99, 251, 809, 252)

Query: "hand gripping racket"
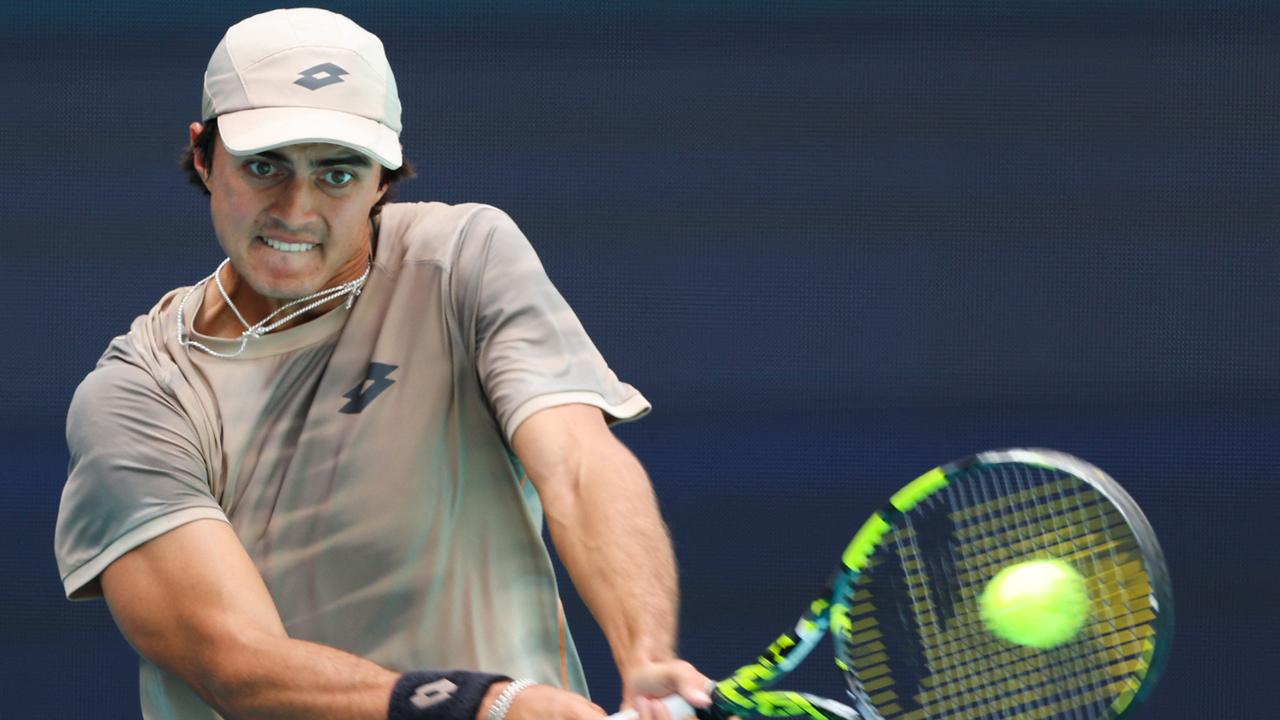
(612, 448, 1172, 720)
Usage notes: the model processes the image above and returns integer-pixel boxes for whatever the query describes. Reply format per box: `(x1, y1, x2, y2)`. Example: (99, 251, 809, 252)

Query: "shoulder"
(376, 201, 524, 269)
(70, 289, 199, 441)
(69, 359, 179, 435)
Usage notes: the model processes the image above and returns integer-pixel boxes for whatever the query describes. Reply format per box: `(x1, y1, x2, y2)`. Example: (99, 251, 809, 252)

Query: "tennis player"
(54, 8, 710, 720)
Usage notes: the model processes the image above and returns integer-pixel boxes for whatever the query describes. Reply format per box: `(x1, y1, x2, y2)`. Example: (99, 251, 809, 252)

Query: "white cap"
(202, 8, 403, 169)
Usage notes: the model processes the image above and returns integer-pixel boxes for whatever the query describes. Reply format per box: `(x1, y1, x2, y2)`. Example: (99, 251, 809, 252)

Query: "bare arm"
(512, 404, 710, 710)
(100, 518, 602, 719)
(102, 518, 399, 718)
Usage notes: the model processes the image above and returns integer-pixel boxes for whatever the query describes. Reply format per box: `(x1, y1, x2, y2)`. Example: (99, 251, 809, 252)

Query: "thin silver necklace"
(176, 257, 371, 358)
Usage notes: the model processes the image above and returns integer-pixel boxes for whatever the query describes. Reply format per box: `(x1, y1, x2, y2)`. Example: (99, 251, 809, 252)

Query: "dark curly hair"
(179, 117, 415, 217)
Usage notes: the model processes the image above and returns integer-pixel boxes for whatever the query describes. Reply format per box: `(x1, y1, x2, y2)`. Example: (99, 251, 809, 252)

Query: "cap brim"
(218, 106, 402, 169)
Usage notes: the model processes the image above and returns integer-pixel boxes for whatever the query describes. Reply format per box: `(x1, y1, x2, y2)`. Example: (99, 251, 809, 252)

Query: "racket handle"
(606, 695, 696, 720)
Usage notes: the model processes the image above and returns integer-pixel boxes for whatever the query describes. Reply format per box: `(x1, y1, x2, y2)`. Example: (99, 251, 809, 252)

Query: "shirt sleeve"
(452, 207, 650, 441)
(55, 361, 228, 600)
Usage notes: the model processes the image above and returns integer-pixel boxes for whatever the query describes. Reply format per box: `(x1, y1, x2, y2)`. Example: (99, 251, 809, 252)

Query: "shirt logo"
(294, 62, 349, 90)
(340, 362, 398, 414)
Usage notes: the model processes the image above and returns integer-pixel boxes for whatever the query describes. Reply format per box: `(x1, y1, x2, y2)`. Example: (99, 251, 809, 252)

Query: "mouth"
(258, 235, 319, 253)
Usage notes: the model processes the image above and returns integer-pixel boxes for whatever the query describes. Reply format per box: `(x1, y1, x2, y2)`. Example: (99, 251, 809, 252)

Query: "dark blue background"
(2, 1, 1275, 716)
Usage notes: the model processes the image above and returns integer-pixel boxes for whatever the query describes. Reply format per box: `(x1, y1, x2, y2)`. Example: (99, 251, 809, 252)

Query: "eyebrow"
(255, 150, 374, 169)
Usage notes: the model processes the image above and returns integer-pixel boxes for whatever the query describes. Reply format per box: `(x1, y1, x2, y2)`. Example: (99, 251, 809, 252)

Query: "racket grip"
(606, 695, 696, 720)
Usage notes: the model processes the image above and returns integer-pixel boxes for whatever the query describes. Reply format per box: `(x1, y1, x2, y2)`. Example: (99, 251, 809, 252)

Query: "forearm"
(194, 632, 398, 719)
(514, 405, 710, 712)
(100, 519, 502, 720)
(543, 440, 680, 677)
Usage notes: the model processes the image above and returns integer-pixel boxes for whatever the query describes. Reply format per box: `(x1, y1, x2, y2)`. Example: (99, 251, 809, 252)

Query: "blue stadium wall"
(1, 2, 1274, 716)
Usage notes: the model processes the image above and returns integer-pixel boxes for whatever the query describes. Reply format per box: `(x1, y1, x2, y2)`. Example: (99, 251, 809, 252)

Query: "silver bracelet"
(484, 678, 536, 720)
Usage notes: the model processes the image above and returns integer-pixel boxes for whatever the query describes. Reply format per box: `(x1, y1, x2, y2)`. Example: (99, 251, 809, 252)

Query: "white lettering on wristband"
(484, 678, 536, 720)
(411, 679, 459, 709)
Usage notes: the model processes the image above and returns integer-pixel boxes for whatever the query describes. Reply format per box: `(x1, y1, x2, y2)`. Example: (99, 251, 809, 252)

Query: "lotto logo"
(294, 62, 349, 90)
(340, 362, 399, 414)
(410, 679, 458, 709)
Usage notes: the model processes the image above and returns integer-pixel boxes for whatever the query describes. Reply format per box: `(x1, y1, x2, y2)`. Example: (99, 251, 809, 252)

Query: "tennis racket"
(611, 448, 1172, 720)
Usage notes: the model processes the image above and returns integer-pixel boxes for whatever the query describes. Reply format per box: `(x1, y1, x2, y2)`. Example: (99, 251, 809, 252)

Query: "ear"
(188, 122, 211, 187)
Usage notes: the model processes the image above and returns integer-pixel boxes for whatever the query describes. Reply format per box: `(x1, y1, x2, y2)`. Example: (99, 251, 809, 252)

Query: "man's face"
(198, 129, 387, 305)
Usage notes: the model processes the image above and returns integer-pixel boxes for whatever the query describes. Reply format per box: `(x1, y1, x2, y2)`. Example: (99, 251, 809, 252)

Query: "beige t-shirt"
(55, 202, 650, 719)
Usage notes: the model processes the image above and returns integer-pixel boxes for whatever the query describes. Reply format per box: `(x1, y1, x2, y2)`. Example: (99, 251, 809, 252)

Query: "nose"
(269, 175, 319, 227)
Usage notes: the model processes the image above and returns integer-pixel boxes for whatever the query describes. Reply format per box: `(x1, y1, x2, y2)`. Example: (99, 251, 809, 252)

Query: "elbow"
(185, 629, 278, 716)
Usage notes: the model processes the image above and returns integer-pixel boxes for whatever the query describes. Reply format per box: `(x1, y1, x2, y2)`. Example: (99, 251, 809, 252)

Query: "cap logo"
(294, 62, 349, 90)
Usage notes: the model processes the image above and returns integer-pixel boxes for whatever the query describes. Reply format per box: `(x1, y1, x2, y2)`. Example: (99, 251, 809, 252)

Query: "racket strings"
(997, 464, 1095, 720)
(1011, 464, 1154, 720)
(974, 465, 1094, 720)
(845, 462, 1156, 720)
(934, 466, 1147, 719)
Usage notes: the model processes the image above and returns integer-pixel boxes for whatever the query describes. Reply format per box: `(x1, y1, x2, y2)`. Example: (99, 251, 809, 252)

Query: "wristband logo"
(411, 679, 458, 710)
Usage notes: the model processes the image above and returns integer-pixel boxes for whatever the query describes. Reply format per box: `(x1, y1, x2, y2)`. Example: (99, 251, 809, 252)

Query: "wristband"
(389, 670, 508, 720)
(484, 678, 536, 720)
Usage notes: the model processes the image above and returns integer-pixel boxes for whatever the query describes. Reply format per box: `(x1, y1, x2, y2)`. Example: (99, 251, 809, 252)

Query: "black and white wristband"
(389, 670, 508, 720)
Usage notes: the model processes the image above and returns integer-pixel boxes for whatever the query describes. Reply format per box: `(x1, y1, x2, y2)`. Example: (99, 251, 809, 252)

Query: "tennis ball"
(979, 559, 1089, 649)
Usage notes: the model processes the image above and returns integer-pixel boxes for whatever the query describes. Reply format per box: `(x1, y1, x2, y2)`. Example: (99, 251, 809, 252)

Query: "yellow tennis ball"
(979, 559, 1090, 649)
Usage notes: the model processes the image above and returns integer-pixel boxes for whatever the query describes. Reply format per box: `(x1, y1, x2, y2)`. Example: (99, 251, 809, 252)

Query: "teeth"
(261, 236, 317, 253)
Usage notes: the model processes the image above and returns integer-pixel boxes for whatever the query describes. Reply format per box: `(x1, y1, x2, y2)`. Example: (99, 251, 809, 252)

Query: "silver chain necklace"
(176, 257, 371, 358)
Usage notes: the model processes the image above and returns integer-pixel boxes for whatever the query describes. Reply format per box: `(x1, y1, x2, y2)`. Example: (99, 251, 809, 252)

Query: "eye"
(323, 169, 356, 187)
(246, 160, 275, 177)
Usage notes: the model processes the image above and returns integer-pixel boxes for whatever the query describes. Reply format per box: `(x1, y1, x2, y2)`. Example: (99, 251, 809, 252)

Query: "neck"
(195, 221, 378, 339)
(196, 262, 370, 339)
